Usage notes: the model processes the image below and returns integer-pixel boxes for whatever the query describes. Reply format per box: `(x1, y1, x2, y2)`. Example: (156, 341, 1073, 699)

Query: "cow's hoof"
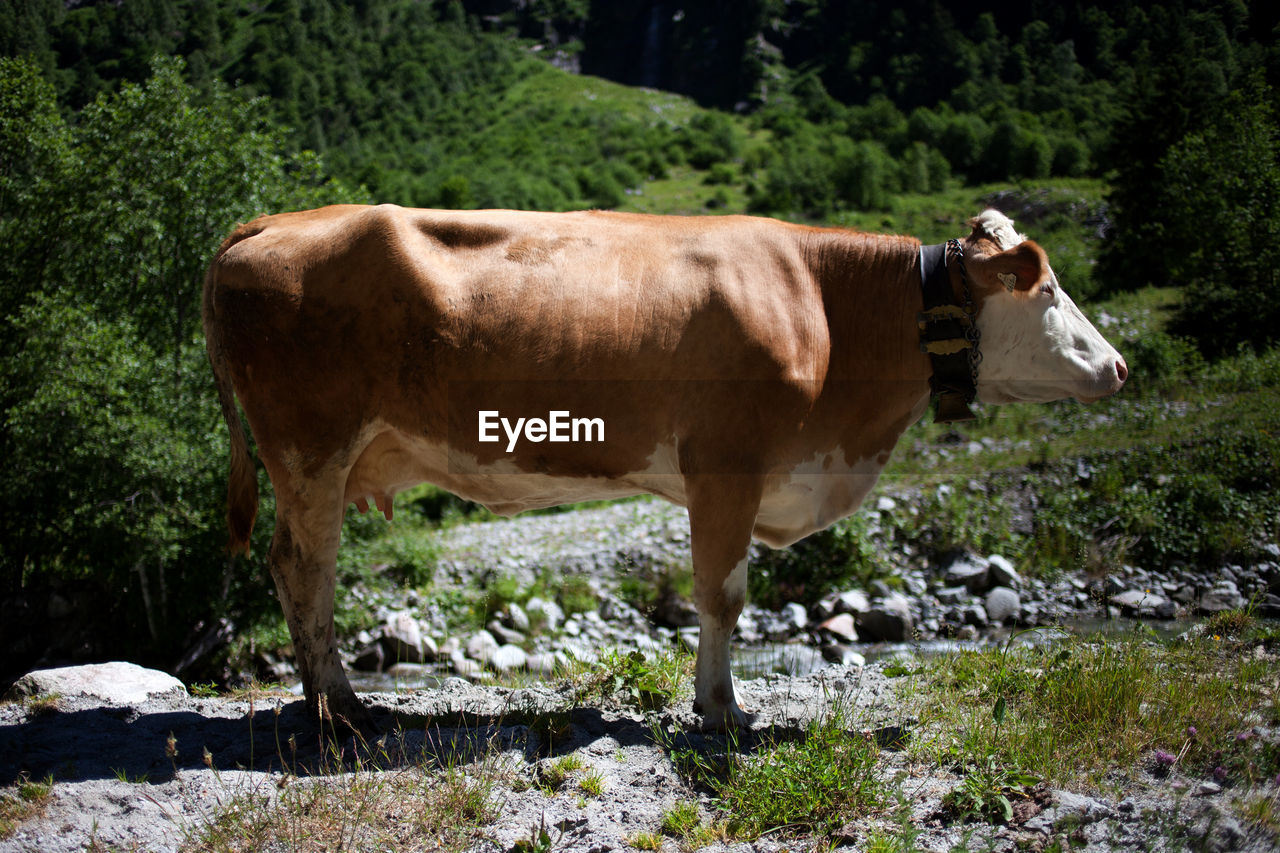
(693, 700, 753, 732)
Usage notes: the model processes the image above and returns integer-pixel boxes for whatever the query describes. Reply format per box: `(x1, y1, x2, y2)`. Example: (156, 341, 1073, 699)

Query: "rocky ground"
(0, 657, 1271, 853)
(4, 498, 1277, 852)
(324, 496, 1280, 695)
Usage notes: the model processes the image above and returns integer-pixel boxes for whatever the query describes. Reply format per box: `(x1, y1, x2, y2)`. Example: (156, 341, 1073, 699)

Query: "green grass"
(537, 753, 586, 792)
(625, 830, 664, 850)
(657, 704, 885, 841)
(0, 775, 53, 839)
(578, 769, 606, 797)
(909, 625, 1280, 792)
(583, 648, 693, 712)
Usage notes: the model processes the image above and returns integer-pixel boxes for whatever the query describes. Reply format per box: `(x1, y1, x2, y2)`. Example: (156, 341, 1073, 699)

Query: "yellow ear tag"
(997, 272, 1017, 292)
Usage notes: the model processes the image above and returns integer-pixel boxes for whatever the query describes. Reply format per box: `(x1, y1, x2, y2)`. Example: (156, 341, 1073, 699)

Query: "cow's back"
(204, 205, 835, 511)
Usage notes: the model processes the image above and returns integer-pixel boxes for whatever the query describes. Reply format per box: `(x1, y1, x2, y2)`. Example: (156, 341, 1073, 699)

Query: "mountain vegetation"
(0, 0, 1277, 680)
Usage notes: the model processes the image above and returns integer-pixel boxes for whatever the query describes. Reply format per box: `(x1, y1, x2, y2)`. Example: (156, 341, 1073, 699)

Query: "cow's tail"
(203, 226, 261, 556)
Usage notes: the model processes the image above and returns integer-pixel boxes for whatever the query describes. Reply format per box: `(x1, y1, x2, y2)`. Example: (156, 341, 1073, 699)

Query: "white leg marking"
(695, 556, 749, 729)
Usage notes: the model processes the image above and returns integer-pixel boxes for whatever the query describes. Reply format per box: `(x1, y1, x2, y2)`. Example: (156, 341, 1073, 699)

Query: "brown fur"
(202, 205, 1119, 729)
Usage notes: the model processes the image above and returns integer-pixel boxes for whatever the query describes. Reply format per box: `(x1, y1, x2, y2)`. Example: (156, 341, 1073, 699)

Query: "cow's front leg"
(269, 487, 372, 733)
(685, 474, 764, 731)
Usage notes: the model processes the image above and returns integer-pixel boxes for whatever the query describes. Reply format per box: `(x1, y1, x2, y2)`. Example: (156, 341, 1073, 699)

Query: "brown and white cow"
(203, 205, 1126, 729)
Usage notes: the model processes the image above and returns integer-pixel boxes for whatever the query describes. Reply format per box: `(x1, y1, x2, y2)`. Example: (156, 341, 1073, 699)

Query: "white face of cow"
(964, 210, 1128, 404)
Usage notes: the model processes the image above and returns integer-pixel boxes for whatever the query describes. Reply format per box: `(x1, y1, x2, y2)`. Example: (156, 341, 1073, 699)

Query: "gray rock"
(449, 653, 490, 681)
(818, 612, 859, 643)
(873, 580, 901, 599)
(383, 663, 446, 689)
(1200, 580, 1245, 613)
(352, 642, 385, 672)
(935, 585, 969, 605)
(985, 587, 1022, 623)
(465, 629, 499, 660)
(961, 603, 988, 626)
(986, 554, 1022, 589)
(821, 643, 865, 667)
(1026, 790, 1113, 833)
(487, 619, 527, 647)
(858, 593, 914, 642)
(1055, 790, 1113, 820)
(944, 553, 990, 593)
(5, 662, 186, 705)
(780, 602, 809, 632)
(488, 644, 528, 673)
(525, 652, 558, 676)
(1111, 589, 1167, 614)
(1189, 803, 1246, 853)
(506, 602, 531, 633)
(833, 588, 870, 615)
(524, 596, 564, 632)
(773, 644, 826, 677)
(812, 596, 837, 621)
(653, 593, 699, 628)
(382, 611, 429, 664)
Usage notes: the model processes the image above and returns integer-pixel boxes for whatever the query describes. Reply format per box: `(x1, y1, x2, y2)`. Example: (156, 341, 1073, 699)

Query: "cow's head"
(963, 210, 1127, 404)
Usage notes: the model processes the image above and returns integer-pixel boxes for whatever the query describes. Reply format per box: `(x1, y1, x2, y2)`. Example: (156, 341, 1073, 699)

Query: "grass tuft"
(0, 775, 53, 839)
(658, 703, 884, 840)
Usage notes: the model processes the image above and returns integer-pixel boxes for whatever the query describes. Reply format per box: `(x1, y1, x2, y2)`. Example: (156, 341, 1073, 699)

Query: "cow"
(203, 205, 1127, 730)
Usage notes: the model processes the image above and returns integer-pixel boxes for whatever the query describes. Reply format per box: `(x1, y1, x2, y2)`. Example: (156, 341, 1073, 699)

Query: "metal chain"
(946, 239, 983, 399)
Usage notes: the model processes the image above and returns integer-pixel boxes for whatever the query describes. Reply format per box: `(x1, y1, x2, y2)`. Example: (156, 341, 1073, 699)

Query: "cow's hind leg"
(268, 478, 371, 732)
(685, 474, 764, 731)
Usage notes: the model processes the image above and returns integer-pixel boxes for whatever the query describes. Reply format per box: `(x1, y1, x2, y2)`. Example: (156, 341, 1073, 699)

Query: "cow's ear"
(973, 240, 1049, 294)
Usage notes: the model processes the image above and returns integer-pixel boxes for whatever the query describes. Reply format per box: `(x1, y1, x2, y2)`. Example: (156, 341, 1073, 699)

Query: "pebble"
(507, 601, 531, 632)
(488, 644, 528, 673)
(781, 602, 809, 631)
(382, 610, 429, 664)
(944, 553, 990, 593)
(986, 554, 1022, 589)
(984, 587, 1022, 623)
(1200, 581, 1245, 613)
(466, 629, 499, 660)
(858, 593, 914, 642)
(818, 612, 859, 643)
(323, 493, 1269, 701)
(833, 588, 870, 615)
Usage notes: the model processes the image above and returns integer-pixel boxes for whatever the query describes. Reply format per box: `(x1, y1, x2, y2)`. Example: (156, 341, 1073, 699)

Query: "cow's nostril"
(1116, 359, 1129, 383)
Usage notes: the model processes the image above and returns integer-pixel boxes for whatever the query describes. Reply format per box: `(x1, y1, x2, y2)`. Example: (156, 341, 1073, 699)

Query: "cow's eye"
(1040, 282, 1056, 299)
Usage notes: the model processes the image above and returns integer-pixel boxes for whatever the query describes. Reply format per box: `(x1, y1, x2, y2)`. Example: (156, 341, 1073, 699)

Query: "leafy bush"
(0, 56, 362, 671)
(750, 513, 881, 609)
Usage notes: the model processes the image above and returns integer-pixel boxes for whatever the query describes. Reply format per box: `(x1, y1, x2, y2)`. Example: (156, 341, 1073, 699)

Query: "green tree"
(0, 56, 363, 671)
(1096, 3, 1239, 293)
(1162, 87, 1280, 357)
(0, 56, 73, 321)
(61, 56, 361, 374)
